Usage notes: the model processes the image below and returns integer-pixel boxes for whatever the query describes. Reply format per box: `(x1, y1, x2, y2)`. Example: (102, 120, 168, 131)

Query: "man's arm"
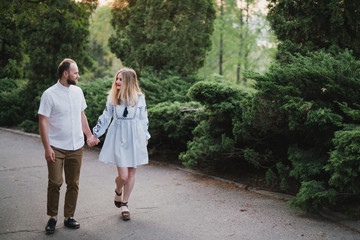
(39, 114, 55, 162)
(81, 111, 99, 147)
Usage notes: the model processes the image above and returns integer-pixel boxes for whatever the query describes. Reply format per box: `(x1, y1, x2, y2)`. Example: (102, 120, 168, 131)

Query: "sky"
(97, 0, 113, 6)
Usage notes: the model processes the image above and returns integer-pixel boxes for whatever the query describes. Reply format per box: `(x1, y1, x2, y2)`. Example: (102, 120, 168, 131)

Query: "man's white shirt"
(38, 80, 87, 151)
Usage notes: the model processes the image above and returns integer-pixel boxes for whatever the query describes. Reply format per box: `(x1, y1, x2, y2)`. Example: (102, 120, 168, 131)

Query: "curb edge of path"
(1, 127, 359, 233)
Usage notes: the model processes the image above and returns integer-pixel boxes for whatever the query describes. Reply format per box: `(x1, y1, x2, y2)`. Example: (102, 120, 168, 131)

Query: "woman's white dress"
(93, 94, 150, 168)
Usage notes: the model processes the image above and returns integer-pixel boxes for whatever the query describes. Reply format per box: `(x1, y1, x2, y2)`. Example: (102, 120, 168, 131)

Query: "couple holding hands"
(38, 58, 150, 234)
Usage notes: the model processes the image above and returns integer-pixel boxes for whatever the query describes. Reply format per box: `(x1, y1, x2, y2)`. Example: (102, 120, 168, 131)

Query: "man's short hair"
(57, 58, 76, 79)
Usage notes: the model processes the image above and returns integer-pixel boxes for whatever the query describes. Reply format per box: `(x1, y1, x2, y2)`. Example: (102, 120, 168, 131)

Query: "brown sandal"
(114, 190, 122, 208)
(120, 202, 130, 221)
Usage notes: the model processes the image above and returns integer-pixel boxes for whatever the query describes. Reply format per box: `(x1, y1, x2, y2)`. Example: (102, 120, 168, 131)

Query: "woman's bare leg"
(123, 168, 136, 202)
(114, 167, 129, 203)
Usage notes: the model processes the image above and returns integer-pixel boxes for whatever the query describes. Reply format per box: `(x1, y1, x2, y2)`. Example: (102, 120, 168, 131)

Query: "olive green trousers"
(47, 146, 83, 217)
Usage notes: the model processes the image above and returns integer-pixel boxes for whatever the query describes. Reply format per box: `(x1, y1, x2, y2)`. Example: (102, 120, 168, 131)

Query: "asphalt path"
(0, 128, 359, 240)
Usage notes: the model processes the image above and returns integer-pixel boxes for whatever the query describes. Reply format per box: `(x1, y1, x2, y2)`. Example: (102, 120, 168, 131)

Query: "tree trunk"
(236, 3, 244, 84)
(243, 0, 250, 85)
(219, 0, 224, 75)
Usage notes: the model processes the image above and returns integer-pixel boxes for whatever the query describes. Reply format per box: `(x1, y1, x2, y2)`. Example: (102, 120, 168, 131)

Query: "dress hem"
(98, 160, 148, 168)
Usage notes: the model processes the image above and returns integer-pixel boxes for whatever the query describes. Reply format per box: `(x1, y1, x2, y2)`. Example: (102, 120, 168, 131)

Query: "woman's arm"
(139, 95, 151, 141)
(93, 100, 114, 138)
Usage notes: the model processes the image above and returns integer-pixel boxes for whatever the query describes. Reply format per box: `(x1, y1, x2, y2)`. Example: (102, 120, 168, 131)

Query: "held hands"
(87, 135, 100, 147)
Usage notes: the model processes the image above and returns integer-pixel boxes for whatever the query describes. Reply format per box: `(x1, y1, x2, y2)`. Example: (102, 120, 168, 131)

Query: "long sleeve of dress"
(139, 95, 151, 140)
(93, 100, 113, 138)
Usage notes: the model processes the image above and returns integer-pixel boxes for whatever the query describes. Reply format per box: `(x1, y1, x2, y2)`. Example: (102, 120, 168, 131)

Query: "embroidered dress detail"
(114, 104, 138, 120)
(93, 94, 150, 168)
(123, 107, 128, 117)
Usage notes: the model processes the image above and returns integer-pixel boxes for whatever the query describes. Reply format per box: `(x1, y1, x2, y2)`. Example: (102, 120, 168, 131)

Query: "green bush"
(249, 49, 360, 211)
(180, 49, 360, 212)
(180, 80, 248, 170)
(326, 125, 360, 194)
(137, 70, 204, 161)
(78, 77, 113, 137)
(139, 69, 200, 108)
(148, 101, 202, 160)
(19, 119, 38, 133)
(0, 78, 26, 126)
(289, 180, 337, 212)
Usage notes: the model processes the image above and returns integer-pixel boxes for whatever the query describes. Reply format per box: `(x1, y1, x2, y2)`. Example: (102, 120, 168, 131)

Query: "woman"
(93, 68, 150, 220)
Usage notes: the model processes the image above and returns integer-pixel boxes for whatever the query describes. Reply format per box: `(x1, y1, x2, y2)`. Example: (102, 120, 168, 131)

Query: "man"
(38, 58, 99, 234)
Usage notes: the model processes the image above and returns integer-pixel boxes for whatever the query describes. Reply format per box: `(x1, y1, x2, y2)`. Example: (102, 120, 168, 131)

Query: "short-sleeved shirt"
(38, 80, 87, 151)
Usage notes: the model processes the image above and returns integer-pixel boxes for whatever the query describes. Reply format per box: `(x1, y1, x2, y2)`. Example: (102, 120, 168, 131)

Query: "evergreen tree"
(109, 0, 216, 76)
(267, 0, 360, 58)
(249, 0, 360, 211)
(24, 0, 96, 95)
(249, 50, 360, 211)
(0, 0, 97, 129)
(18, 0, 96, 125)
(0, 0, 25, 79)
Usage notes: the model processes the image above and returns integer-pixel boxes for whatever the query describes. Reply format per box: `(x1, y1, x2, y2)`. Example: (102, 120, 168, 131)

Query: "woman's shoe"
(114, 189, 122, 208)
(120, 202, 130, 221)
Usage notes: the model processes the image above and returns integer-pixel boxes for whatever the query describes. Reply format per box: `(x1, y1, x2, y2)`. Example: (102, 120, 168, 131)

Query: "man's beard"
(67, 77, 76, 85)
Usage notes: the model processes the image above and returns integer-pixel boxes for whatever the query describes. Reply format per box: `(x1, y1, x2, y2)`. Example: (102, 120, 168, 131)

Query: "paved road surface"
(0, 129, 359, 240)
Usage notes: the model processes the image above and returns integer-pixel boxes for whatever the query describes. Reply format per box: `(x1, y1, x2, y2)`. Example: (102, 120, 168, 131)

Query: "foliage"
(19, 119, 39, 133)
(84, 5, 121, 80)
(0, 1, 24, 79)
(261, 0, 360, 212)
(180, 80, 248, 169)
(89, 6, 115, 50)
(78, 77, 113, 134)
(139, 68, 201, 108)
(109, 0, 216, 76)
(139, 70, 203, 159)
(265, 162, 290, 191)
(289, 180, 337, 212)
(0, 0, 97, 130)
(0, 78, 24, 126)
(148, 101, 202, 157)
(24, 0, 96, 96)
(249, 49, 360, 211)
(267, 0, 360, 59)
(326, 125, 360, 195)
(265, 168, 277, 186)
(199, 0, 277, 84)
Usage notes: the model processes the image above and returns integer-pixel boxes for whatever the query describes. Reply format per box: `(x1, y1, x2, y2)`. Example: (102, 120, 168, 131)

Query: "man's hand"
(39, 114, 55, 162)
(45, 147, 55, 163)
(86, 135, 100, 147)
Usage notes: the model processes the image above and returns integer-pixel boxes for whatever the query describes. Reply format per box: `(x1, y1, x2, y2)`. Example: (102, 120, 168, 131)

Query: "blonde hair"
(108, 67, 142, 106)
